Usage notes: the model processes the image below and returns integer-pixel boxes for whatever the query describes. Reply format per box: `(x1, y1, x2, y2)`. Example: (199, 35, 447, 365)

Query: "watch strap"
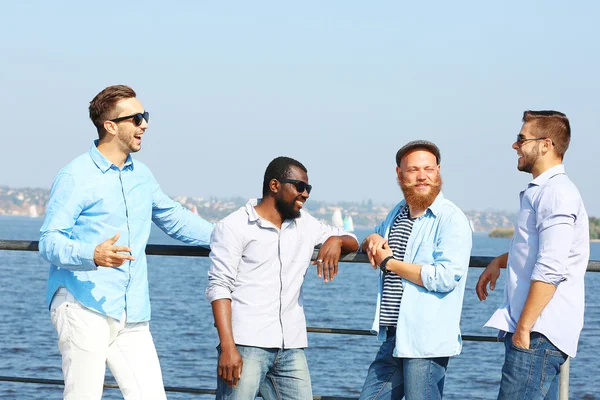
(379, 255, 394, 274)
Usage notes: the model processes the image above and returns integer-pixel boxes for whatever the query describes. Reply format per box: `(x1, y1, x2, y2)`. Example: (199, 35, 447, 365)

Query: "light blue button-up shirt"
(369, 193, 473, 358)
(484, 165, 589, 357)
(40, 141, 213, 322)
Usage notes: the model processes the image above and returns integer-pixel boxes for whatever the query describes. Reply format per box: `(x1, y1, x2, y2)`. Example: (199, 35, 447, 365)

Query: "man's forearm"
(340, 235, 359, 253)
(516, 280, 557, 333)
(386, 260, 424, 287)
(211, 299, 236, 349)
(495, 253, 509, 269)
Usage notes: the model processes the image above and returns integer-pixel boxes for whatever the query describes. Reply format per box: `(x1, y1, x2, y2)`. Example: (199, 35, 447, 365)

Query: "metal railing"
(1, 240, 598, 399)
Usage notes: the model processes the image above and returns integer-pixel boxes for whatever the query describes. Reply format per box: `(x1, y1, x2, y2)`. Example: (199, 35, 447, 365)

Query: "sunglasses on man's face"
(515, 134, 554, 147)
(278, 178, 312, 194)
(110, 111, 150, 127)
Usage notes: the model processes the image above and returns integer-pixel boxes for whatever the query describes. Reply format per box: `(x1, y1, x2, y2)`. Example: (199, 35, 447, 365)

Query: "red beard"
(398, 175, 443, 211)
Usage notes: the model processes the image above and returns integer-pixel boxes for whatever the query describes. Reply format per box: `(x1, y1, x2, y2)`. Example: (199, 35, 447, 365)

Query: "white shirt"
(484, 165, 589, 357)
(206, 199, 358, 349)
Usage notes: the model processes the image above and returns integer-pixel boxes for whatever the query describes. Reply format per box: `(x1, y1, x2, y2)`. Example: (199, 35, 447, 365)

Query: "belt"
(386, 326, 397, 338)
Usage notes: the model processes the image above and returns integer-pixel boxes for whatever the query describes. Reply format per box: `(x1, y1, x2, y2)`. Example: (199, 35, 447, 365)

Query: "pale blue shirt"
(369, 193, 473, 358)
(484, 165, 589, 357)
(206, 199, 358, 349)
(40, 141, 213, 322)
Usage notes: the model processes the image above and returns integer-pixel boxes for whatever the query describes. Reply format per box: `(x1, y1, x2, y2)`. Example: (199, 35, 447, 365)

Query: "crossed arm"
(362, 234, 424, 286)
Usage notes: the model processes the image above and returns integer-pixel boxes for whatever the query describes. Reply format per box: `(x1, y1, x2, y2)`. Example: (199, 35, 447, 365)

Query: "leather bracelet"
(379, 256, 394, 274)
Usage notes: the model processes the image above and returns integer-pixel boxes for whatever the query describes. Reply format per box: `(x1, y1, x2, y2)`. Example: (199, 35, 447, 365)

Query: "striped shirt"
(379, 205, 414, 327)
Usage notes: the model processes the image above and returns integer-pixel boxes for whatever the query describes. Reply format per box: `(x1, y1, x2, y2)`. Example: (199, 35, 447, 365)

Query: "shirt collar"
(426, 192, 445, 217)
(244, 198, 299, 230)
(89, 140, 134, 173)
(245, 198, 261, 222)
(529, 164, 565, 187)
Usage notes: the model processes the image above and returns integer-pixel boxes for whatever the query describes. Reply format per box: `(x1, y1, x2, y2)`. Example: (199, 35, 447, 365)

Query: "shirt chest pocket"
(412, 243, 435, 265)
(127, 181, 152, 221)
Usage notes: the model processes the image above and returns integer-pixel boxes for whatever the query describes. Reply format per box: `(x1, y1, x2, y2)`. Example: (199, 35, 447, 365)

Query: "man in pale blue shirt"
(477, 110, 589, 400)
(360, 141, 472, 400)
(39, 85, 213, 400)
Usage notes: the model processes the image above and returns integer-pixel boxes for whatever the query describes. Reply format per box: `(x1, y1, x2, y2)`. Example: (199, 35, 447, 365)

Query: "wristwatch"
(379, 256, 394, 274)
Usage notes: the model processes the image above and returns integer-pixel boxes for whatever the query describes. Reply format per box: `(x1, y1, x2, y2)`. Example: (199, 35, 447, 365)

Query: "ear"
(269, 178, 280, 194)
(103, 120, 118, 137)
(396, 166, 402, 178)
(542, 138, 553, 155)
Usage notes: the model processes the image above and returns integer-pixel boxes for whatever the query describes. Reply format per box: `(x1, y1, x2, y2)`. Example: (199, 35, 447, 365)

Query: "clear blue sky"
(1, 1, 599, 215)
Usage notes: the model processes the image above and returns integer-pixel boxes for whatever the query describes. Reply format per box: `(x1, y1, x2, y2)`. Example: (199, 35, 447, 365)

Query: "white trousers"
(50, 289, 168, 400)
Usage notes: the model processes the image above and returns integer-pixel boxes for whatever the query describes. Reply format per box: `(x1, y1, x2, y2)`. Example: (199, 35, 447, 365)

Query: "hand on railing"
(362, 233, 387, 268)
(475, 258, 502, 301)
(313, 236, 344, 283)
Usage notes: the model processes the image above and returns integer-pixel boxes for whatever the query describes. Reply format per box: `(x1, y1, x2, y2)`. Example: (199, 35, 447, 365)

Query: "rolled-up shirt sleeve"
(420, 210, 472, 293)
(532, 186, 577, 285)
(205, 221, 243, 303)
(313, 217, 358, 248)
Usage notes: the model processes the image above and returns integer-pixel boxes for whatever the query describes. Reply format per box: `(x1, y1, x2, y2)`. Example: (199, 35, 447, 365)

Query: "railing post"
(559, 357, 570, 400)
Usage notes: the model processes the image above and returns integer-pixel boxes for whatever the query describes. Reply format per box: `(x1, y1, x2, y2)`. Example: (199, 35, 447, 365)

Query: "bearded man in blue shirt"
(39, 85, 213, 400)
(359, 140, 472, 400)
(477, 111, 589, 400)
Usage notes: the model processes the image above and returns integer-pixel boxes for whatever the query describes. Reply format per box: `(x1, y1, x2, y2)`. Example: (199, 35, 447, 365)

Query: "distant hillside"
(489, 228, 514, 238)
(0, 186, 49, 218)
(0, 186, 529, 233)
(465, 210, 517, 233)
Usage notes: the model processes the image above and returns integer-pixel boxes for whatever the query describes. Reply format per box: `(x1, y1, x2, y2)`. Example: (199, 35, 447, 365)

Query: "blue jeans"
(216, 345, 312, 400)
(498, 332, 568, 400)
(359, 329, 449, 400)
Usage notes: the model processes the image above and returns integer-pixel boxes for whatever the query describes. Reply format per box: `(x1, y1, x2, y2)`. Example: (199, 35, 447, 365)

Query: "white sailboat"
(343, 215, 355, 233)
(28, 205, 38, 218)
(331, 209, 344, 228)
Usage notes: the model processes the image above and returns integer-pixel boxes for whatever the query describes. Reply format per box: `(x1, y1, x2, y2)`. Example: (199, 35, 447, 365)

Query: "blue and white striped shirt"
(380, 205, 414, 326)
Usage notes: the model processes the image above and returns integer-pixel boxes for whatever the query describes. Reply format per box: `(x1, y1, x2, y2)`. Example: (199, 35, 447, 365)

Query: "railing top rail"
(2, 240, 600, 272)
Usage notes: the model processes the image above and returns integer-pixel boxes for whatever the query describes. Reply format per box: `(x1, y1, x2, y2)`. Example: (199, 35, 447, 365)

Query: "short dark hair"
(262, 156, 308, 197)
(89, 85, 137, 138)
(522, 110, 571, 158)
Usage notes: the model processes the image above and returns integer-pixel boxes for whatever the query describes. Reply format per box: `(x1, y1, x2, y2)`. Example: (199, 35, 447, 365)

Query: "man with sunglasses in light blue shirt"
(39, 85, 213, 400)
(477, 111, 589, 400)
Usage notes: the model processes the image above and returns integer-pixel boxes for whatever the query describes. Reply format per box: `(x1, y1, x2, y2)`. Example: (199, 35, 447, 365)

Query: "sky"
(1, 1, 599, 215)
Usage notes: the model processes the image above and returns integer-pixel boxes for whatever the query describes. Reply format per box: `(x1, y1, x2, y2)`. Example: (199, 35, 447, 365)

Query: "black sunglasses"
(110, 111, 150, 126)
(278, 178, 312, 194)
(515, 135, 554, 147)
